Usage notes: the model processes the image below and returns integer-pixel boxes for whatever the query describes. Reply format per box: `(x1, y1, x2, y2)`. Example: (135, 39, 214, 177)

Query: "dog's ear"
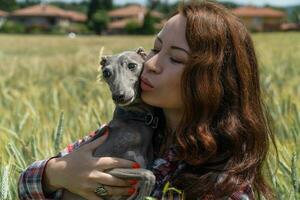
(100, 56, 108, 68)
(136, 47, 147, 60)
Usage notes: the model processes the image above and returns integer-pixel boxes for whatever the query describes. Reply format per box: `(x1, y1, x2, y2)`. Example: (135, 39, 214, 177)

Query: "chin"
(141, 92, 159, 107)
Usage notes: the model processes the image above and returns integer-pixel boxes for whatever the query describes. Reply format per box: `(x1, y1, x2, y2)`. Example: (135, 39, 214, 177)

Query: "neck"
(114, 98, 155, 117)
(157, 108, 183, 156)
(163, 108, 183, 133)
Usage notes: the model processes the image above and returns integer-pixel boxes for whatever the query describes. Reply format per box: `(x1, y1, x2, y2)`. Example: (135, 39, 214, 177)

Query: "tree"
(219, 1, 239, 9)
(140, 0, 160, 35)
(0, 0, 17, 11)
(289, 6, 300, 23)
(87, 0, 113, 22)
(125, 20, 142, 34)
(90, 9, 109, 34)
(140, 11, 156, 35)
(147, 0, 160, 10)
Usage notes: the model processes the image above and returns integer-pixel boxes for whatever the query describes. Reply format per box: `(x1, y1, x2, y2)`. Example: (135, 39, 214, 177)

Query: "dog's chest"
(93, 122, 152, 160)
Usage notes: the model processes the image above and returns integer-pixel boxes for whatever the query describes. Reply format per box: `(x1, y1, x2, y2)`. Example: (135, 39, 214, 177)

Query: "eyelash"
(150, 49, 182, 64)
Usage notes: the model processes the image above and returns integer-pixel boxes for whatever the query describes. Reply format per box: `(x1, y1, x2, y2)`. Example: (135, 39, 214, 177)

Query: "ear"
(100, 56, 108, 68)
(135, 47, 147, 60)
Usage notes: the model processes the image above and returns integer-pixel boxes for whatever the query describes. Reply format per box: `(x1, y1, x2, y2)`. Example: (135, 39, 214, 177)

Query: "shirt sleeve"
(17, 124, 109, 200)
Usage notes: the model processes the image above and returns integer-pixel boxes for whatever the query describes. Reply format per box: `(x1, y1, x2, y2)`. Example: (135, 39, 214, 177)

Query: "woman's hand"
(43, 133, 139, 200)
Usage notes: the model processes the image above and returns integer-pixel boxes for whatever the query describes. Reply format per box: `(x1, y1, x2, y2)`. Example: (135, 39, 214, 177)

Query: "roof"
(232, 6, 286, 18)
(108, 18, 140, 29)
(11, 4, 67, 17)
(65, 11, 87, 22)
(11, 4, 87, 22)
(0, 10, 8, 17)
(108, 4, 163, 18)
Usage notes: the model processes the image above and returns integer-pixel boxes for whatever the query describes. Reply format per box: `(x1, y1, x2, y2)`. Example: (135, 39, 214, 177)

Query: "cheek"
(141, 70, 184, 109)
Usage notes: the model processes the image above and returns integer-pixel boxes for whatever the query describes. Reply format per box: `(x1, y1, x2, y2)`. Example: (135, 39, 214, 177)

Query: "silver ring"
(94, 183, 108, 197)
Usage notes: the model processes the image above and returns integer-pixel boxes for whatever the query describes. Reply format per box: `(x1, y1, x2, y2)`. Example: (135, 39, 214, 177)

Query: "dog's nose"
(112, 93, 125, 102)
(102, 68, 112, 79)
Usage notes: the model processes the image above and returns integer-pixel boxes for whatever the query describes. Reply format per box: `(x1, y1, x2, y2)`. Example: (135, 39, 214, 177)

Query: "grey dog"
(62, 47, 158, 200)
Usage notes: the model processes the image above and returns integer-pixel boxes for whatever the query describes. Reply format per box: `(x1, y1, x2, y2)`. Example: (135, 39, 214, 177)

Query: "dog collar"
(115, 108, 159, 129)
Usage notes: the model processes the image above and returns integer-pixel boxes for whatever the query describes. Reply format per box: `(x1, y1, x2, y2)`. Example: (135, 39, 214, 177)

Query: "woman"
(18, 1, 277, 199)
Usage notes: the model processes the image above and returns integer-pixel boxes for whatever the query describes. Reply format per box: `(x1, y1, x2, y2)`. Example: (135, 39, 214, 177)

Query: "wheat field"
(0, 33, 299, 199)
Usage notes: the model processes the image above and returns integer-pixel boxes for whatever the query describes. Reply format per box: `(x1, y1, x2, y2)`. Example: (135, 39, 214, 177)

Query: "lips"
(141, 76, 154, 88)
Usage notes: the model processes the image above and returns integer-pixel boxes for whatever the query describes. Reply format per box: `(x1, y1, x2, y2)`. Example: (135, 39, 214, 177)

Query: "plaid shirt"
(18, 124, 255, 200)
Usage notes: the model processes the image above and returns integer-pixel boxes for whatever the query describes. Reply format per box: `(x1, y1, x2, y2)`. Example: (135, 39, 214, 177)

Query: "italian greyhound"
(62, 47, 158, 200)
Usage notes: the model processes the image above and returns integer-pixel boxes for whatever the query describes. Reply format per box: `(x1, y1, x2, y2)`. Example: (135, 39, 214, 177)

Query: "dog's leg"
(107, 168, 156, 200)
(61, 168, 155, 200)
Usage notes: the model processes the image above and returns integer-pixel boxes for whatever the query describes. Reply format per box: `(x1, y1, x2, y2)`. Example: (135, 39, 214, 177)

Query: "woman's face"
(141, 14, 190, 110)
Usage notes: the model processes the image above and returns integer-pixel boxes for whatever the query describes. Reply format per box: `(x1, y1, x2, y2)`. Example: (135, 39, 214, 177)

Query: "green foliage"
(90, 9, 109, 35)
(1, 165, 10, 200)
(87, 0, 113, 22)
(288, 6, 300, 23)
(54, 112, 64, 152)
(124, 12, 161, 35)
(125, 20, 142, 34)
(140, 11, 156, 35)
(0, 33, 299, 199)
(0, 0, 17, 11)
(0, 20, 25, 33)
(51, 23, 90, 34)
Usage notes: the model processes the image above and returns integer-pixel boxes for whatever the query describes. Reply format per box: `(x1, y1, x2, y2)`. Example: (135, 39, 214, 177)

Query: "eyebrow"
(156, 36, 190, 55)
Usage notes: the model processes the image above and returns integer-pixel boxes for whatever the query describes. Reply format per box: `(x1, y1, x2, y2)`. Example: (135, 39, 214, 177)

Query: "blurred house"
(9, 4, 86, 32)
(107, 4, 164, 34)
(0, 10, 8, 28)
(280, 22, 300, 31)
(231, 6, 286, 31)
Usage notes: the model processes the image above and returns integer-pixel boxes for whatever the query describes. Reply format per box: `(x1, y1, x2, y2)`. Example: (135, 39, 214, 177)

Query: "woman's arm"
(17, 124, 108, 200)
(18, 157, 64, 199)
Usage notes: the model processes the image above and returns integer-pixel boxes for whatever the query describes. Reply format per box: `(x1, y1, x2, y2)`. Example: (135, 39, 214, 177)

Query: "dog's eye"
(128, 63, 137, 70)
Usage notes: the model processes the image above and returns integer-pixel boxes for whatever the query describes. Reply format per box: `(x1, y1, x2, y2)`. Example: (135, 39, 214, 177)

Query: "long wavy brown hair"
(155, 0, 278, 199)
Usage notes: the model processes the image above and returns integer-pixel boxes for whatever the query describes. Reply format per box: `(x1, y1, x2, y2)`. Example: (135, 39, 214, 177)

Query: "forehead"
(116, 51, 142, 62)
(157, 14, 190, 52)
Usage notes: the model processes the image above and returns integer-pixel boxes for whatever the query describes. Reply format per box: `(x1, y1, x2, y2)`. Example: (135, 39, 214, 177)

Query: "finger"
(92, 183, 136, 197)
(82, 129, 109, 151)
(91, 171, 136, 187)
(95, 157, 137, 170)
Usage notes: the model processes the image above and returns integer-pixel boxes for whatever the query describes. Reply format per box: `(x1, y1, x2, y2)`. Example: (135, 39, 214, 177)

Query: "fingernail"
(103, 130, 109, 136)
(128, 179, 138, 185)
(131, 162, 140, 169)
(128, 188, 136, 195)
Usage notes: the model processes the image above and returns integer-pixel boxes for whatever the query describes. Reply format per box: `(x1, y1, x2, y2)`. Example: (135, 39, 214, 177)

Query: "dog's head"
(99, 47, 147, 106)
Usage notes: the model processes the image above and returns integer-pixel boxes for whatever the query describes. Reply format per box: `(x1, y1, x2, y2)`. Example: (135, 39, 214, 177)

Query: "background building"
(107, 4, 164, 34)
(9, 4, 86, 32)
(0, 10, 8, 28)
(231, 6, 287, 31)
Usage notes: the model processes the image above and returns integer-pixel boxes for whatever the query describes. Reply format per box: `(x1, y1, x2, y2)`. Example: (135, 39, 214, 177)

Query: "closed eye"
(150, 48, 159, 53)
(170, 58, 182, 64)
(150, 49, 182, 64)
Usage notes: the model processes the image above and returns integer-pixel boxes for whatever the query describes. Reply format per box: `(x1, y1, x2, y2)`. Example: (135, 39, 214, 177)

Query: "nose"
(143, 53, 162, 74)
(112, 93, 125, 102)
(102, 68, 112, 79)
